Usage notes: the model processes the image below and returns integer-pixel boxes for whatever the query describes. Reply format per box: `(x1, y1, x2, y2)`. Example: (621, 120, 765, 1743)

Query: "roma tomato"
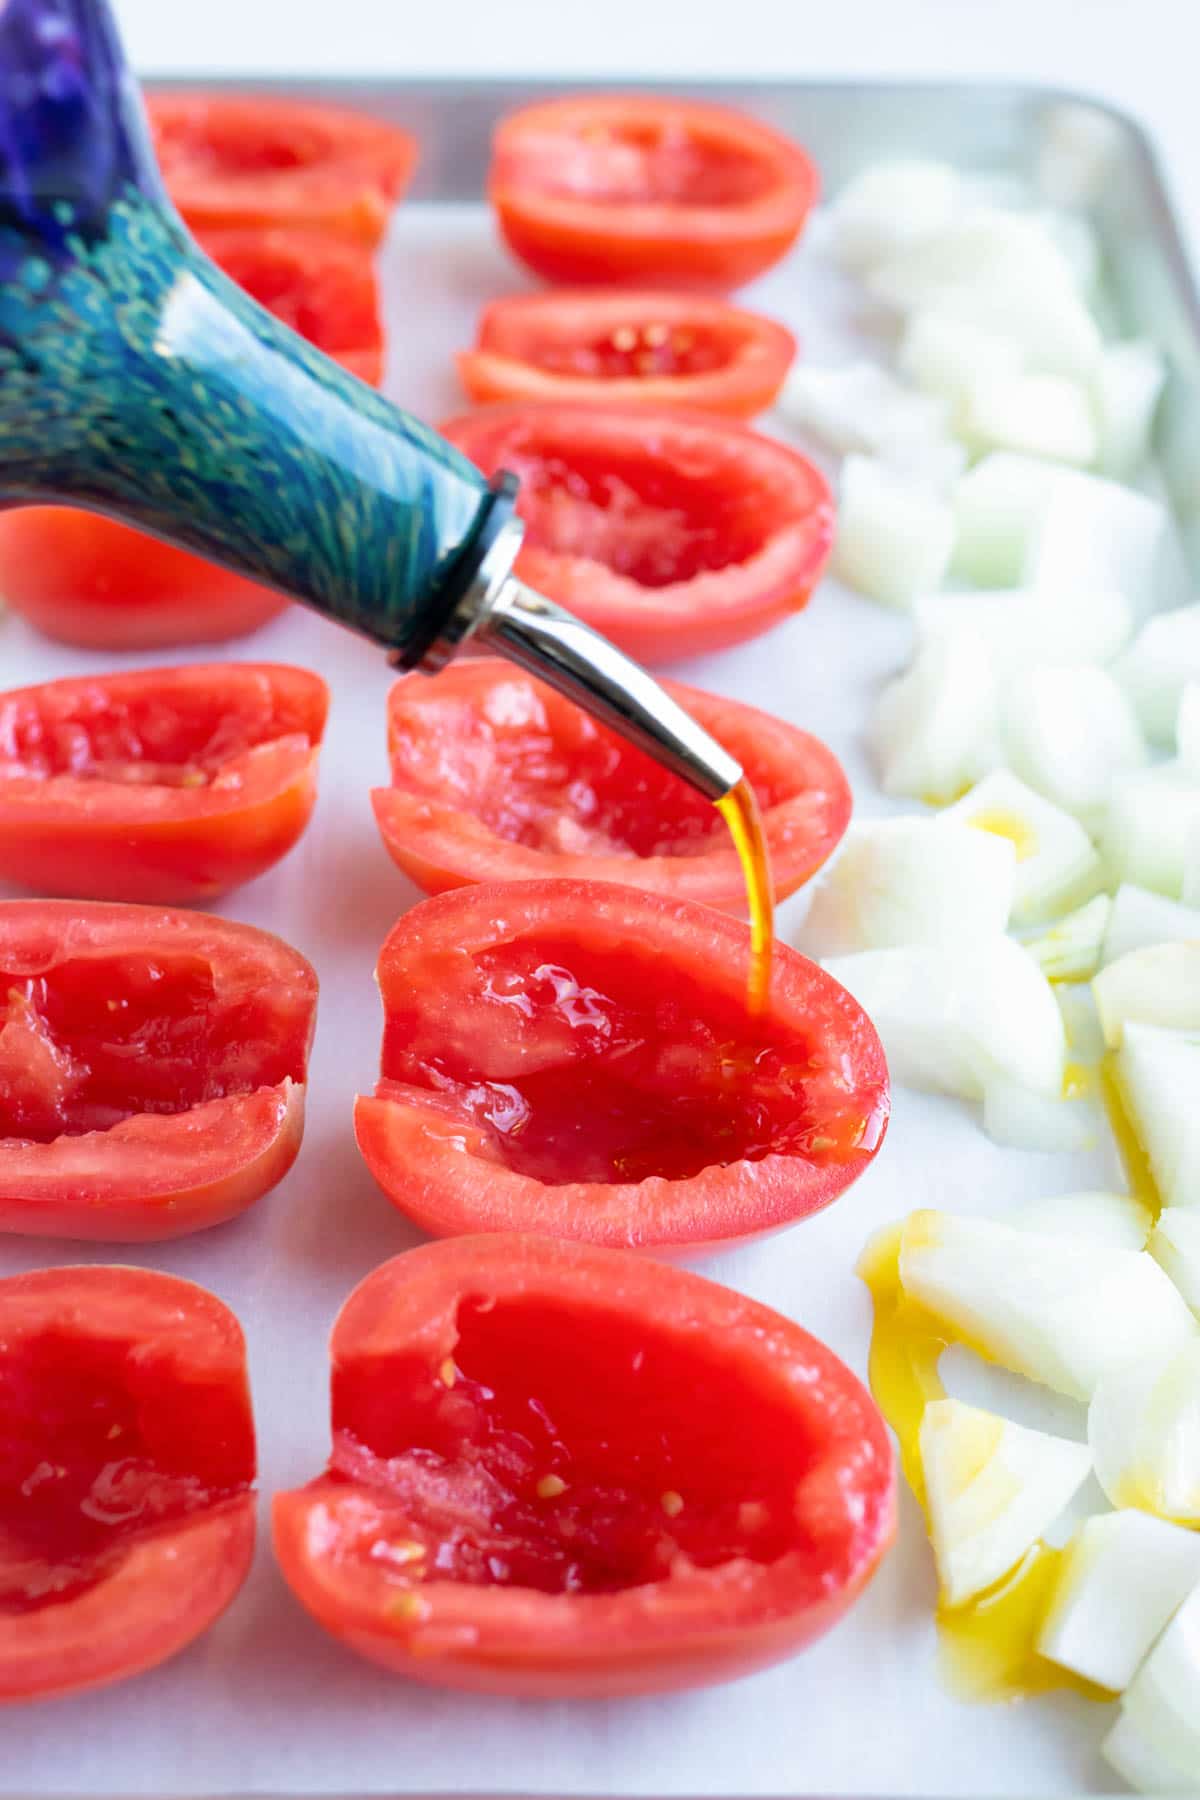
(457, 290, 795, 418)
(440, 403, 835, 663)
(0, 663, 328, 904)
(0, 901, 317, 1241)
(0, 1265, 255, 1703)
(488, 95, 818, 290)
(372, 660, 849, 908)
(354, 879, 888, 1251)
(273, 1233, 895, 1696)
(149, 93, 417, 245)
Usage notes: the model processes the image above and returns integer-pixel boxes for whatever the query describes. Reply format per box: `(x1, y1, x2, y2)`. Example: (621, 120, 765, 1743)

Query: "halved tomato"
(0, 663, 328, 903)
(372, 660, 849, 907)
(149, 92, 417, 245)
(488, 95, 818, 290)
(354, 879, 888, 1250)
(273, 1232, 895, 1696)
(440, 403, 835, 663)
(0, 902, 317, 1240)
(0, 1264, 256, 1703)
(457, 290, 795, 417)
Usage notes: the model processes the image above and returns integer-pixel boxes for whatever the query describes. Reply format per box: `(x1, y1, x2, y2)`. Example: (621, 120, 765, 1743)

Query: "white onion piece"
(1116, 1024, 1200, 1211)
(1094, 339, 1166, 478)
(950, 452, 1069, 587)
(869, 636, 1000, 804)
(1024, 894, 1112, 982)
(1152, 1211, 1200, 1314)
(1039, 1509, 1200, 1692)
(898, 309, 1025, 413)
(1102, 1709, 1199, 1796)
(830, 455, 955, 608)
(1114, 606, 1200, 744)
(915, 584, 1133, 671)
(1095, 943, 1200, 1046)
(798, 816, 1016, 958)
(776, 361, 948, 459)
(1122, 1582, 1200, 1784)
(1035, 208, 1102, 294)
(941, 769, 1104, 926)
(1010, 1189, 1152, 1251)
(1089, 1340, 1200, 1521)
(1104, 761, 1200, 898)
(919, 1398, 1091, 1608)
(823, 938, 1064, 1101)
(1176, 683, 1200, 770)
(960, 371, 1098, 467)
(1101, 885, 1200, 967)
(1003, 665, 1146, 831)
(826, 159, 962, 272)
(1025, 474, 1174, 625)
(981, 1079, 1097, 1153)
(1056, 982, 1107, 1068)
(898, 1209, 1197, 1401)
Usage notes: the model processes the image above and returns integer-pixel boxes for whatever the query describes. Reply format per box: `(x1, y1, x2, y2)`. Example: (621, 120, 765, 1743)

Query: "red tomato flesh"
(149, 93, 417, 245)
(0, 901, 317, 1240)
(440, 404, 835, 664)
(489, 96, 818, 290)
(0, 1265, 255, 1702)
(0, 663, 328, 903)
(354, 879, 888, 1249)
(273, 1233, 895, 1696)
(372, 660, 849, 908)
(457, 290, 795, 418)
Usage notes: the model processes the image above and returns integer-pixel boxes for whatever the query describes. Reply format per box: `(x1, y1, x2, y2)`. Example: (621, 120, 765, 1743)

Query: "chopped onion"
(776, 361, 948, 459)
(1056, 982, 1108, 1067)
(1103, 1709, 1198, 1795)
(1152, 1211, 1200, 1314)
(898, 309, 1025, 413)
(1176, 682, 1200, 770)
(1114, 605, 1200, 743)
(1103, 761, 1200, 898)
(1035, 208, 1102, 295)
(1094, 943, 1200, 1045)
(1101, 885, 1200, 967)
(1089, 1340, 1200, 1521)
(950, 452, 1069, 587)
(1114, 1023, 1200, 1211)
(869, 635, 1000, 804)
(1024, 894, 1113, 982)
(827, 159, 962, 273)
(1003, 666, 1146, 831)
(915, 583, 1133, 671)
(941, 769, 1104, 926)
(798, 816, 1016, 958)
(830, 455, 956, 608)
(919, 1397, 1092, 1608)
(898, 1208, 1197, 1400)
(1094, 340, 1166, 478)
(959, 371, 1098, 467)
(981, 1079, 1098, 1152)
(1121, 1581, 1200, 1785)
(1025, 474, 1173, 625)
(1010, 1189, 1152, 1251)
(1039, 1509, 1200, 1692)
(823, 937, 1064, 1101)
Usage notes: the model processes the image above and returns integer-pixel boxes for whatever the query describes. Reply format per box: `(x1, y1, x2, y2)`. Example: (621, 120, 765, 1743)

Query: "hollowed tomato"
(354, 879, 888, 1250)
(0, 1264, 255, 1703)
(456, 290, 795, 418)
(0, 663, 329, 904)
(372, 660, 850, 908)
(488, 95, 818, 290)
(0, 901, 317, 1241)
(272, 1232, 895, 1696)
(0, 226, 384, 651)
(148, 92, 417, 245)
(440, 403, 835, 664)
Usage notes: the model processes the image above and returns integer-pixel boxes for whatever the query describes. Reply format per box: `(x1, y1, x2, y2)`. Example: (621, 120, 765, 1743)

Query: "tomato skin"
(371, 661, 850, 908)
(489, 96, 818, 291)
(149, 93, 417, 245)
(273, 1233, 895, 1696)
(0, 1265, 255, 1703)
(0, 901, 317, 1241)
(354, 879, 888, 1250)
(440, 403, 835, 664)
(457, 290, 796, 418)
(0, 664, 328, 904)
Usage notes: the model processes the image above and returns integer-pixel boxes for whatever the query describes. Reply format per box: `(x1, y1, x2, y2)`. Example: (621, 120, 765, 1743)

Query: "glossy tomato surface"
(457, 290, 795, 417)
(149, 92, 417, 244)
(488, 96, 818, 290)
(0, 1265, 255, 1703)
(0, 664, 329, 903)
(0, 901, 317, 1241)
(273, 1233, 895, 1696)
(354, 880, 888, 1250)
(440, 404, 835, 663)
(372, 661, 850, 907)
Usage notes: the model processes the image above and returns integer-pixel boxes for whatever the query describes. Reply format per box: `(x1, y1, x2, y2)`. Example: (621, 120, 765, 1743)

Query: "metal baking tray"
(4, 77, 1197, 1800)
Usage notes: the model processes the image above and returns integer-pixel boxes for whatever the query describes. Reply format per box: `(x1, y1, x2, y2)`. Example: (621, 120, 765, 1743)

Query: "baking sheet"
(0, 86, 1188, 1797)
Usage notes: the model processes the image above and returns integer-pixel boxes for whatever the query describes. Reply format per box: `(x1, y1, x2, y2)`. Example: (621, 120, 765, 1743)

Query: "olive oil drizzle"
(715, 776, 775, 1015)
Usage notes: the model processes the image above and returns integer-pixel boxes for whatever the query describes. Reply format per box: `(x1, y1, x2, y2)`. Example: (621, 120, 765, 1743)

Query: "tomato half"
(372, 660, 850, 908)
(488, 95, 818, 290)
(457, 290, 795, 418)
(440, 404, 835, 664)
(0, 901, 317, 1241)
(273, 1232, 895, 1696)
(354, 879, 888, 1250)
(0, 664, 328, 904)
(149, 92, 417, 245)
(0, 1265, 255, 1703)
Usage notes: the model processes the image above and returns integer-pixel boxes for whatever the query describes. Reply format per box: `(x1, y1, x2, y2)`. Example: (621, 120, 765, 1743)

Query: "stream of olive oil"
(715, 776, 775, 1016)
